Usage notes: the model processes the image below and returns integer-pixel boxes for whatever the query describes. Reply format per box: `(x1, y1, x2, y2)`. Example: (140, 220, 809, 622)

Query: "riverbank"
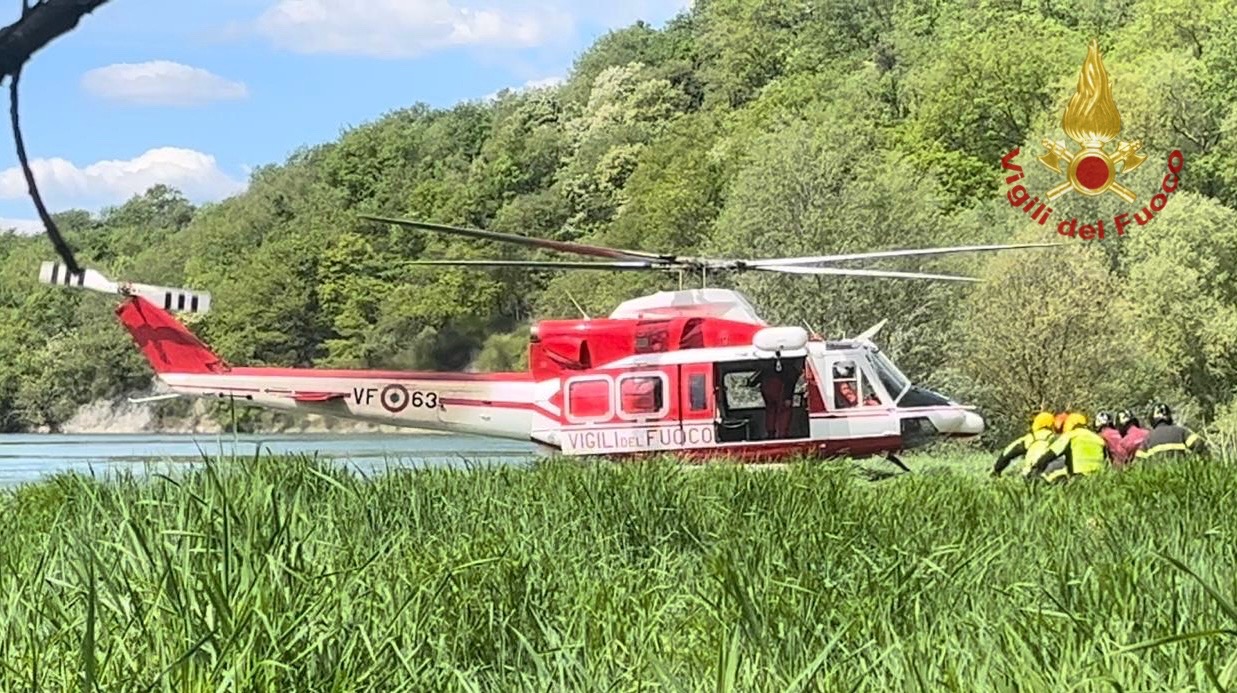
(0, 453, 1232, 690)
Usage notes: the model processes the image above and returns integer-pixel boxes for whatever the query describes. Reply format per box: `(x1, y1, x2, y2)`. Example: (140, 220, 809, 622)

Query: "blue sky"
(0, 0, 689, 231)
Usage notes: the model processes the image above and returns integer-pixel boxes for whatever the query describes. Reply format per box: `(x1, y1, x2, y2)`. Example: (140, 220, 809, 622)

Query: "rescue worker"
(1053, 412, 1069, 434)
(1116, 409, 1148, 467)
(1094, 411, 1127, 468)
(748, 360, 800, 439)
(992, 411, 1056, 477)
(1029, 412, 1110, 482)
(771, 360, 802, 437)
(1135, 403, 1207, 462)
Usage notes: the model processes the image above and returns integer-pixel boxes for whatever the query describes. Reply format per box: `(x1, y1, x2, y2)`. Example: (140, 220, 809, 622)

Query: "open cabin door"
(712, 356, 810, 444)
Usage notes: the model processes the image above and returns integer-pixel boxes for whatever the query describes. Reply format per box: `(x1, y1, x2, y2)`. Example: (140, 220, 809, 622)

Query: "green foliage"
(710, 109, 959, 378)
(897, 9, 1085, 205)
(473, 328, 530, 372)
(948, 244, 1161, 444)
(4, 0, 1237, 437)
(0, 454, 1236, 689)
(1124, 193, 1237, 420)
(98, 184, 195, 232)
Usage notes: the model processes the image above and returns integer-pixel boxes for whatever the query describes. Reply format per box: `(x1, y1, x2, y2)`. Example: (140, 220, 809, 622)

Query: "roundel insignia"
(380, 384, 410, 413)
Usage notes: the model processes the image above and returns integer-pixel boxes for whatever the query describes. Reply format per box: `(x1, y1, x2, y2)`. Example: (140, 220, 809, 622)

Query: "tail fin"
(116, 297, 229, 374)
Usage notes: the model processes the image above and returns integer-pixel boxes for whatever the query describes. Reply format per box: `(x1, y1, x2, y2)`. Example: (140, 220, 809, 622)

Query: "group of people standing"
(992, 403, 1207, 481)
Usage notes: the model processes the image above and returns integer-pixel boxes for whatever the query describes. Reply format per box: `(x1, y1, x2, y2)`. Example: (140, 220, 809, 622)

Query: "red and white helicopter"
(38, 217, 1053, 466)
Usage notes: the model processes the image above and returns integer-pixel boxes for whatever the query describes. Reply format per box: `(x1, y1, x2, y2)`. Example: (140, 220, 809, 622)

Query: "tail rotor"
(38, 261, 212, 314)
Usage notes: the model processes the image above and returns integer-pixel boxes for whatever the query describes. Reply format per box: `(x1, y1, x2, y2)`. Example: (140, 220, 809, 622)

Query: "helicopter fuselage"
(118, 287, 982, 462)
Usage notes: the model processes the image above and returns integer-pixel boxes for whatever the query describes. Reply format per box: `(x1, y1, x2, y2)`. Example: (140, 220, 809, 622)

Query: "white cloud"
(82, 61, 248, 107)
(252, 0, 572, 58)
(245, 0, 695, 59)
(523, 76, 565, 90)
(0, 148, 247, 210)
(484, 74, 564, 100)
(0, 217, 44, 235)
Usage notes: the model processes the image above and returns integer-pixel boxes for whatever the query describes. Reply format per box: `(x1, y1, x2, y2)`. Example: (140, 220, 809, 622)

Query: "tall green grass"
(1, 453, 1235, 691)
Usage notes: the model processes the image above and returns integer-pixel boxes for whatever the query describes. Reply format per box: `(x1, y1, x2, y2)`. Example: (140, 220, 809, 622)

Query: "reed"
(0, 452, 1234, 691)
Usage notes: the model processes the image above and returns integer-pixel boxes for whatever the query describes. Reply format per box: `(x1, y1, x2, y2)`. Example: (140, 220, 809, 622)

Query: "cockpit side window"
(870, 349, 910, 404)
(832, 360, 883, 409)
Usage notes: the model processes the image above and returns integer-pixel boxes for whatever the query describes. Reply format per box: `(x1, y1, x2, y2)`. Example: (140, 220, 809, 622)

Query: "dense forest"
(2, 0, 1236, 441)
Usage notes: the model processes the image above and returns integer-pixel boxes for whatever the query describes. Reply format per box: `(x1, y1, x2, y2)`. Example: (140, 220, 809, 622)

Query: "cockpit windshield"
(869, 348, 911, 404)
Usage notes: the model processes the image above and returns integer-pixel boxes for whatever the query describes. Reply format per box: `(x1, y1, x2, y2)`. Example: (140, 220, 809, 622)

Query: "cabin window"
(617, 373, 668, 418)
(870, 349, 910, 403)
(566, 377, 612, 421)
(688, 374, 708, 411)
(832, 360, 882, 408)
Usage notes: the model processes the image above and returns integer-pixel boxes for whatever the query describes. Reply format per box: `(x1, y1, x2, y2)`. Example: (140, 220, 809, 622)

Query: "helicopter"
(37, 216, 1055, 466)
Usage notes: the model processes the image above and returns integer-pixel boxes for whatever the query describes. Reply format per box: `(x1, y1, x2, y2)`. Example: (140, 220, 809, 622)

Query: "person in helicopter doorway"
(747, 359, 802, 439)
(832, 363, 880, 408)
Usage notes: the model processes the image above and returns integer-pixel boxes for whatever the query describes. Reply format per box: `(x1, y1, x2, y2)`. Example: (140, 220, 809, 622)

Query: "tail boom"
(157, 368, 539, 439)
(116, 296, 538, 439)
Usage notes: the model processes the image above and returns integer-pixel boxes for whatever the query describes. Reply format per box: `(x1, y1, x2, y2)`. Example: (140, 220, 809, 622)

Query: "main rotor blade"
(406, 259, 672, 271)
(362, 215, 675, 263)
(754, 265, 979, 282)
(747, 242, 1062, 267)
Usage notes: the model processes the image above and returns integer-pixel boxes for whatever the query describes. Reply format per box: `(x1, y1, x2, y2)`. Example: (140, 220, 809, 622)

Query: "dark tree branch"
(0, 0, 110, 75)
(0, 0, 113, 274)
(10, 68, 78, 272)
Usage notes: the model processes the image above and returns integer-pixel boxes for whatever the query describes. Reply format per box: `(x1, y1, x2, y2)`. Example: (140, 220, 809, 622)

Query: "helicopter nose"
(930, 408, 985, 437)
(957, 410, 985, 436)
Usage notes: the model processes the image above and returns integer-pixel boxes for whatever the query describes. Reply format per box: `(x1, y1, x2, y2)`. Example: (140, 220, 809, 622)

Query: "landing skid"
(886, 453, 912, 473)
(852, 453, 912, 482)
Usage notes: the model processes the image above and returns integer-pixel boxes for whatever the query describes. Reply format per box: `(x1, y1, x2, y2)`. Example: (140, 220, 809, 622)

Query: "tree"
(947, 244, 1161, 443)
(1123, 192, 1237, 420)
(708, 107, 960, 380)
(897, 9, 1085, 206)
(101, 185, 195, 231)
(538, 112, 725, 318)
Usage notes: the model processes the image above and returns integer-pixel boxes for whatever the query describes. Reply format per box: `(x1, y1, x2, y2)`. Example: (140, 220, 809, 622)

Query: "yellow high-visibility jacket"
(993, 429, 1055, 476)
(1031, 428, 1109, 480)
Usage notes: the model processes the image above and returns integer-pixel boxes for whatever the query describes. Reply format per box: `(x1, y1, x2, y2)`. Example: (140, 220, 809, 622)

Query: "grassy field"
(1, 449, 1235, 691)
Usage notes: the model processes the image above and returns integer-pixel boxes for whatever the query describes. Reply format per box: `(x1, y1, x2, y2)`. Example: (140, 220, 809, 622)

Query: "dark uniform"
(1135, 403, 1206, 462)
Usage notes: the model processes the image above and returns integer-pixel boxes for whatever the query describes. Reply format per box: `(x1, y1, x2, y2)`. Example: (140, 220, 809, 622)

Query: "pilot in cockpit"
(834, 363, 879, 408)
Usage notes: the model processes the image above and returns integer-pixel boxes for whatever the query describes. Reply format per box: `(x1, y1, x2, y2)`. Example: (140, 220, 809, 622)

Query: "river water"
(0, 433, 539, 487)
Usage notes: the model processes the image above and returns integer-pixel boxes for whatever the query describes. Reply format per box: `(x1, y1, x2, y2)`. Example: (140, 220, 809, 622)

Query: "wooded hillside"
(3, 0, 1236, 441)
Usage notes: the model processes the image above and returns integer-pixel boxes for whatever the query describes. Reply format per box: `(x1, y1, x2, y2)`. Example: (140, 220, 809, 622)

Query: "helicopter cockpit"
(818, 340, 982, 447)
